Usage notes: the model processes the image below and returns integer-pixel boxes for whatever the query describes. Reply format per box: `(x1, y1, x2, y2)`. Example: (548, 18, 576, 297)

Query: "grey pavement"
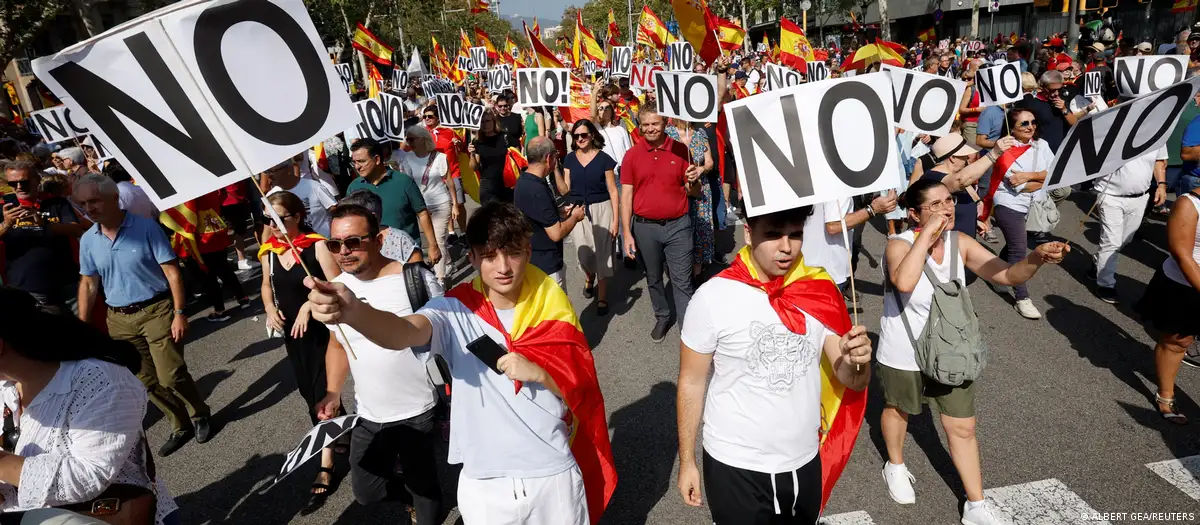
(154, 191, 1200, 524)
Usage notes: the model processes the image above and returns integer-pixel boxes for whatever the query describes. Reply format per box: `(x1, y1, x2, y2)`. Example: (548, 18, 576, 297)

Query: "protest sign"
(392, 69, 408, 90)
(654, 72, 719, 123)
(334, 63, 352, 93)
(469, 46, 488, 72)
(421, 74, 437, 83)
(1045, 77, 1200, 191)
(488, 65, 512, 93)
(610, 46, 633, 77)
(882, 64, 967, 136)
(975, 62, 1022, 106)
(462, 101, 485, 130)
(1083, 71, 1103, 98)
(515, 68, 571, 106)
(31, 0, 357, 211)
(422, 78, 457, 96)
(344, 98, 387, 142)
(379, 92, 406, 140)
(765, 63, 801, 91)
(81, 134, 116, 161)
(274, 415, 358, 484)
(457, 55, 470, 72)
(595, 68, 609, 84)
(756, 42, 768, 53)
(724, 73, 901, 217)
(29, 106, 80, 144)
(630, 63, 664, 91)
(435, 93, 466, 127)
(806, 61, 829, 82)
(1114, 55, 1189, 98)
(667, 42, 695, 72)
(583, 60, 597, 76)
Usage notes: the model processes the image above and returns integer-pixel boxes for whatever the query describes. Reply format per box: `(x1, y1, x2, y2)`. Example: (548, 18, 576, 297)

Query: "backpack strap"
(948, 232, 960, 283)
(403, 262, 431, 311)
(887, 234, 946, 353)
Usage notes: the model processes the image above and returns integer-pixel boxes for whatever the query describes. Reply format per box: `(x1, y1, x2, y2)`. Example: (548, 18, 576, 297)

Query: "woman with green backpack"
(876, 178, 1070, 525)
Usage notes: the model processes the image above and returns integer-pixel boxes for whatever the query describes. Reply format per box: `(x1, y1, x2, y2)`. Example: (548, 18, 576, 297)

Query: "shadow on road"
(174, 452, 306, 524)
(578, 257, 645, 349)
(214, 358, 293, 424)
(600, 381, 678, 525)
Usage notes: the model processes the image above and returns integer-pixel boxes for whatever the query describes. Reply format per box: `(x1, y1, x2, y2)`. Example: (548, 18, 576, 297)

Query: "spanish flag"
(352, 23, 393, 65)
(713, 15, 746, 51)
(365, 62, 384, 99)
(532, 17, 542, 38)
(716, 246, 865, 511)
(669, 0, 721, 64)
(1173, 0, 1197, 13)
(917, 26, 936, 43)
(779, 17, 814, 70)
(469, 0, 489, 13)
(607, 8, 621, 47)
(560, 74, 593, 124)
(526, 22, 565, 68)
(256, 233, 326, 262)
(474, 28, 500, 62)
(503, 36, 521, 65)
(161, 191, 231, 269)
(636, 5, 673, 49)
(574, 11, 607, 66)
(446, 265, 618, 524)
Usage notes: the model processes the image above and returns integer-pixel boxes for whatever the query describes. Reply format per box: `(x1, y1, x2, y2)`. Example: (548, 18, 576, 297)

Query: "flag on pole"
(574, 11, 608, 66)
(636, 6, 674, 49)
(460, 28, 473, 53)
(365, 62, 384, 99)
(526, 22, 565, 68)
(475, 28, 500, 61)
(432, 35, 453, 78)
(532, 17, 542, 38)
(779, 17, 814, 70)
(1172, 0, 1197, 13)
(608, 8, 622, 47)
(669, 0, 721, 64)
(917, 27, 937, 42)
(469, 0, 489, 13)
(713, 15, 746, 51)
(352, 23, 393, 65)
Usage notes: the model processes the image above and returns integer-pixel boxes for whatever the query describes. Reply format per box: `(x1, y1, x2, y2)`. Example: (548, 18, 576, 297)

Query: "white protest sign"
(756, 42, 768, 53)
(274, 415, 359, 483)
(488, 65, 513, 93)
(421, 74, 437, 83)
(1114, 55, 1189, 98)
(1082, 71, 1103, 98)
(378, 92, 406, 139)
(654, 71, 719, 123)
(967, 40, 984, 52)
(724, 73, 901, 217)
(806, 61, 829, 82)
(882, 64, 968, 136)
(765, 63, 801, 91)
(469, 46, 488, 72)
(462, 101, 485, 130)
(630, 63, 664, 90)
(28, 107, 77, 143)
(595, 68, 609, 84)
(345, 98, 387, 142)
(435, 93, 466, 127)
(515, 68, 571, 106)
(975, 62, 1022, 106)
(667, 42, 695, 72)
(81, 134, 116, 161)
(610, 46, 633, 77)
(456, 55, 470, 72)
(32, 0, 357, 211)
(334, 63, 352, 94)
(422, 78, 456, 96)
(1045, 77, 1200, 191)
(392, 69, 409, 90)
(582, 60, 597, 76)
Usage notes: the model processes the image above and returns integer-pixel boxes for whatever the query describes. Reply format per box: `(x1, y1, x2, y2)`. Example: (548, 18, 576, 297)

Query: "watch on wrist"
(173, 309, 185, 315)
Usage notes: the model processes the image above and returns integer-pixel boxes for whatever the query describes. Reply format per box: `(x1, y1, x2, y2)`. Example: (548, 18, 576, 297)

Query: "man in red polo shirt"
(424, 104, 467, 234)
(620, 107, 702, 343)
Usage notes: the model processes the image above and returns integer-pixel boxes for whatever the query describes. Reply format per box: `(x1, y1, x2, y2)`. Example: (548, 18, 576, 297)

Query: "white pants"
(457, 466, 588, 525)
(1094, 193, 1147, 288)
(426, 199, 452, 280)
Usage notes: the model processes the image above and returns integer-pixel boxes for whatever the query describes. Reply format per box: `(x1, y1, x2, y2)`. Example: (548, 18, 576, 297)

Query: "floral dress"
(666, 125, 715, 266)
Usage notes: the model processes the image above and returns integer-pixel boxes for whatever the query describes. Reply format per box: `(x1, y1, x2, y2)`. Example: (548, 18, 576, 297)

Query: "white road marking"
(820, 510, 875, 525)
(984, 478, 1111, 525)
(1146, 455, 1200, 501)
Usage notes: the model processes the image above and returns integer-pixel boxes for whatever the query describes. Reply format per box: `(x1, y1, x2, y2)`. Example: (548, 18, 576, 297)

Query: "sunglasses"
(423, 114, 437, 120)
(598, 105, 612, 111)
(8, 179, 36, 187)
(573, 133, 591, 140)
(1017, 120, 1038, 127)
(496, 104, 510, 109)
(324, 235, 373, 252)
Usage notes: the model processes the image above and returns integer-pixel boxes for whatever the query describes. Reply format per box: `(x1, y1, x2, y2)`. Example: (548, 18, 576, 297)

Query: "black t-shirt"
(513, 172, 564, 274)
(498, 113, 524, 149)
(4, 197, 79, 294)
(1014, 94, 1068, 152)
(473, 133, 510, 197)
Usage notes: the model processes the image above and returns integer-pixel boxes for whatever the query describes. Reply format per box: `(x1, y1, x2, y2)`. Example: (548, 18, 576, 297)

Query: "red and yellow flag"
(669, 0, 721, 64)
(502, 36, 521, 65)
(713, 15, 746, 51)
(365, 62, 384, 98)
(526, 22, 565, 68)
(607, 8, 621, 47)
(447, 265, 617, 524)
(474, 28, 500, 62)
(574, 11, 607, 66)
(779, 17, 814, 70)
(256, 233, 325, 261)
(161, 191, 231, 268)
(431, 35, 454, 79)
(917, 26, 937, 42)
(459, 28, 473, 54)
(716, 246, 864, 512)
(636, 5, 673, 49)
(352, 23, 393, 65)
(469, 0, 489, 13)
(1173, 0, 1197, 13)
(532, 16, 542, 38)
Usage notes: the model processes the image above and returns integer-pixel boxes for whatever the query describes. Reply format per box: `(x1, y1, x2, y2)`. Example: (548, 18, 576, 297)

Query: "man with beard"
(314, 204, 443, 524)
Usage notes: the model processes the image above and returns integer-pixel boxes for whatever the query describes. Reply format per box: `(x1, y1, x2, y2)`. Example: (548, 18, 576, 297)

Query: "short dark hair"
(466, 201, 531, 254)
(103, 161, 132, 183)
(904, 178, 948, 210)
(350, 138, 385, 161)
(329, 203, 380, 236)
(3, 158, 40, 177)
(746, 205, 813, 232)
(338, 189, 384, 221)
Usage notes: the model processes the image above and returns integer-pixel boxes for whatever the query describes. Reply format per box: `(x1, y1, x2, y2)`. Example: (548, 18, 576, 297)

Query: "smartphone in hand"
(466, 336, 508, 375)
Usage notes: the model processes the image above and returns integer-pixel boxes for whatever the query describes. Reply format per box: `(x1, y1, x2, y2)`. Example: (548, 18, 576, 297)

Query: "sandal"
(300, 467, 334, 515)
(596, 301, 609, 316)
(1156, 393, 1189, 425)
(583, 279, 595, 299)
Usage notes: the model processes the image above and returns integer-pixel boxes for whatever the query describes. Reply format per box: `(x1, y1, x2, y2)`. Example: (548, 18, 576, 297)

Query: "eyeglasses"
(573, 133, 591, 140)
(324, 235, 373, 252)
(423, 114, 437, 120)
(598, 105, 612, 111)
(1017, 119, 1038, 127)
(919, 195, 958, 211)
(8, 179, 35, 187)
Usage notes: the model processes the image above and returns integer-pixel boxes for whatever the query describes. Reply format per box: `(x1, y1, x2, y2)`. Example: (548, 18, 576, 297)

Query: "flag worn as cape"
(256, 233, 326, 261)
(446, 265, 617, 524)
(715, 246, 864, 511)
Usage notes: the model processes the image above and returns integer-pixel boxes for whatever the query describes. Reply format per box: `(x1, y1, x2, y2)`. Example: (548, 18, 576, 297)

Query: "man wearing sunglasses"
(494, 93, 525, 151)
(315, 203, 444, 524)
(265, 156, 337, 237)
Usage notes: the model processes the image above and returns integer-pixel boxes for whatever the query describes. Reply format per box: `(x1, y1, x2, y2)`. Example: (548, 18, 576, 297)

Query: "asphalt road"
(152, 190, 1200, 524)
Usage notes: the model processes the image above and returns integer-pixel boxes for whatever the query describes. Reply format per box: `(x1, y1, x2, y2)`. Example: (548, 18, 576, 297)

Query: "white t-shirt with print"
(682, 277, 831, 474)
(329, 273, 438, 424)
(1093, 146, 1168, 197)
(415, 297, 576, 480)
(801, 198, 853, 285)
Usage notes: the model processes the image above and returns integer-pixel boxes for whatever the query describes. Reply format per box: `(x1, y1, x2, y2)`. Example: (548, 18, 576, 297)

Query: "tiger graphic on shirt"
(746, 321, 818, 393)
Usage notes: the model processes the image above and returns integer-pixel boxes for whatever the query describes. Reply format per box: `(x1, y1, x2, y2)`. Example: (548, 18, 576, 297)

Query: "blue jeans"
(1175, 170, 1200, 196)
(164, 509, 182, 525)
(711, 174, 727, 230)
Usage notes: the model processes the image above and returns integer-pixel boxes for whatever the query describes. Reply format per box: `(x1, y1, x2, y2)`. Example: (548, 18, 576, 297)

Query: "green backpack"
(890, 233, 987, 386)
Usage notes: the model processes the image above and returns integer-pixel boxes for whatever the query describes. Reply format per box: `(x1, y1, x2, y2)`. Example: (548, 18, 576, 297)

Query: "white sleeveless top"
(877, 230, 967, 371)
(1163, 193, 1200, 288)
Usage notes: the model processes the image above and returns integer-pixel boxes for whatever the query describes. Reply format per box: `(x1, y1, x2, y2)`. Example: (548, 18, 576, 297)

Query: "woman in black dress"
(469, 108, 514, 204)
(257, 191, 342, 514)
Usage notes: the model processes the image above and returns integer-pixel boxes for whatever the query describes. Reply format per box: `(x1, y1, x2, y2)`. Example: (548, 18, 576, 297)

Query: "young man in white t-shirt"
(677, 205, 873, 523)
(305, 202, 616, 525)
(1091, 146, 1168, 303)
(265, 156, 337, 237)
(314, 205, 443, 524)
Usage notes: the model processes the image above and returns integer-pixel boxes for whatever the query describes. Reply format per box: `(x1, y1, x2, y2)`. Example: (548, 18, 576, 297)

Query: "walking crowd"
(3, 12, 1200, 525)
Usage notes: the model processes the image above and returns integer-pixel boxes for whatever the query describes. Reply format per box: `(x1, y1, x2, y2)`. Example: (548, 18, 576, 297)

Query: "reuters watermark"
(1080, 512, 1197, 522)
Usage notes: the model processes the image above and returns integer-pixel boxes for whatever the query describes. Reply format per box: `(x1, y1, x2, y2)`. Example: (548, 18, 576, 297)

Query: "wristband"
(174, 309, 185, 315)
(1158, 182, 1168, 186)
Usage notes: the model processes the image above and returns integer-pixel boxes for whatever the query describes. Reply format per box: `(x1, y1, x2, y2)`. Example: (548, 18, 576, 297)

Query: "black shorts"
(703, 451, 821, 525)
(221, 202, 252, 236)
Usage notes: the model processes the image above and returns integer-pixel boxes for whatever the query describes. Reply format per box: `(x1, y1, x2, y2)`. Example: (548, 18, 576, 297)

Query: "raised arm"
(961, 233, 1068, 285)
(305, 277, 435, 351)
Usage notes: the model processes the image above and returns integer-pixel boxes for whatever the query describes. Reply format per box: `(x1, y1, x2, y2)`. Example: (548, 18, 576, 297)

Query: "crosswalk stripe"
(1146, 455, 1200, 501)
(819, 510, 875, 525)
(983, 478, 1110, 525)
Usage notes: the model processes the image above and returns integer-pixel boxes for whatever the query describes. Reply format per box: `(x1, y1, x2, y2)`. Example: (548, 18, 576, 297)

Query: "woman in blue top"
(563, 119, 619, 315)
(665, 119, 715, 278)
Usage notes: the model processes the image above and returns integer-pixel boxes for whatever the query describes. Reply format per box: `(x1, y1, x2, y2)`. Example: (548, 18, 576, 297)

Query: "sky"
(498, 0, 577, 21)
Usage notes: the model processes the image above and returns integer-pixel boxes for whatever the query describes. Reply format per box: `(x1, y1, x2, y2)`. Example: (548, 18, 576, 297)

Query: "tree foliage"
(0, 0, 67, 69)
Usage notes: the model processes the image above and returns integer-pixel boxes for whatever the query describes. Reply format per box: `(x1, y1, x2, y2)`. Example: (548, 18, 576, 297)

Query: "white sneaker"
(961, 499, 1010, 525)
(1014, 298, 1041, 320)
(237, 259, 259, 271)
(881, 462, 916, 504)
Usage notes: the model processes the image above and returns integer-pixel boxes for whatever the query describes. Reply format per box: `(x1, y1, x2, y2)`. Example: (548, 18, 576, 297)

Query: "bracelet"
(1158, 182, 1168, 186)
(866, 206, 876, 218)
